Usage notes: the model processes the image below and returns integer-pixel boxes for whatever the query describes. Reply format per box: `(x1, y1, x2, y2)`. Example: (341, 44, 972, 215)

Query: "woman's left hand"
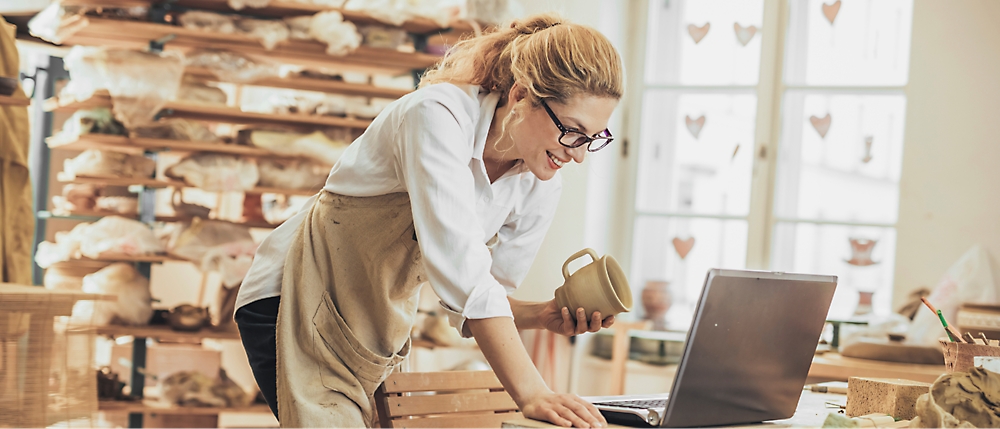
(540, 299, 615, 336)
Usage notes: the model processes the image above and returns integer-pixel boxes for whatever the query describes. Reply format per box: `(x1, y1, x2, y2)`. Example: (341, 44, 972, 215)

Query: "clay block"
(846, 377, 930, 420)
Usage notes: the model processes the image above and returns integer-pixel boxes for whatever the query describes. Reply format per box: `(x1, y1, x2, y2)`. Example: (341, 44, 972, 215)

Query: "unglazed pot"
(554, 248, 632, 317)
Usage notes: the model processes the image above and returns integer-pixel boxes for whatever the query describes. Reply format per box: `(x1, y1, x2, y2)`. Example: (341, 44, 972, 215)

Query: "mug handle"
(562, 248, 599, 280)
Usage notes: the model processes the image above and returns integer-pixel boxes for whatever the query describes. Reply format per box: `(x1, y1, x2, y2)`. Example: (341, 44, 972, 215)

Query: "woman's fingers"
(588, 311, 603, 332)
(543, 408, 573, 427)
(565, 396, 606, 426)
(555, 403, 592, 428)
(601, 315, 616, 329)
(575, 308, 589, 335)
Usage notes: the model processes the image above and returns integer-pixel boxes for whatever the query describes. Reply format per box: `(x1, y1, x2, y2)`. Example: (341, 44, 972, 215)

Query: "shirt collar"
(472, 88, 500, 161)
(472, 88, 529, 175)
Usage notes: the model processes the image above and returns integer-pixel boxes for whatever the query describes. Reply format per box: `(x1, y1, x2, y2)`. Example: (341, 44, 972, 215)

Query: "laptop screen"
(660, 269, 836, 428)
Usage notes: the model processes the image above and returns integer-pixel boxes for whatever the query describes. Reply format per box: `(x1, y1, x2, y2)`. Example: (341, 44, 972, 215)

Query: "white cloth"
(236, 83, 562, 335)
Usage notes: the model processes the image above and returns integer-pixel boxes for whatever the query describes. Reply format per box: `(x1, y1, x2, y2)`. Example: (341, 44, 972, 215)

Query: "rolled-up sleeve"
(395, 97, 513, 336)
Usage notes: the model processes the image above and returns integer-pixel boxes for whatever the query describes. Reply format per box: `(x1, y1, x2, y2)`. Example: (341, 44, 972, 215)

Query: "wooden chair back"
(374, 370, 521, 428)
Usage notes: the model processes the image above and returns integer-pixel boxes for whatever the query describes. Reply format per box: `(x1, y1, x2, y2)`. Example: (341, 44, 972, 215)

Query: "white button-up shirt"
(236, 83, 562, 335)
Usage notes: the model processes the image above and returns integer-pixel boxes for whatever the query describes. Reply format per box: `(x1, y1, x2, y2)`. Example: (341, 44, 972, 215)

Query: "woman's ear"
(508, 82, 527, 104)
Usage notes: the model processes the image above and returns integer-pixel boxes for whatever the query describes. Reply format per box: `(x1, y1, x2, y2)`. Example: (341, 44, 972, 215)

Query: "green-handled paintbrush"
(920, 297, 965, 343)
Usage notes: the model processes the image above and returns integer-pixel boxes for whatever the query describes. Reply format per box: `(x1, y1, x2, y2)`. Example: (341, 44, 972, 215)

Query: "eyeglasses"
(540, 99, 614, 152)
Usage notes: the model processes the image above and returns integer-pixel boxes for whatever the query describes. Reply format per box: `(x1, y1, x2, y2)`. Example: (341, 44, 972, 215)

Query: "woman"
(235, 12, 624, 428)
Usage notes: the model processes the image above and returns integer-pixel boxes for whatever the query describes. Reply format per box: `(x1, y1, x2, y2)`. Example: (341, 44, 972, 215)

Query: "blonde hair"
(420, 13, 624, 106)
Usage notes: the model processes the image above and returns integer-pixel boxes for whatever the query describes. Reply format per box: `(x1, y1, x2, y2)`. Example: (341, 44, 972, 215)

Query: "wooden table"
(503, 391, 905, 428)
(0, 283, 115, 427)
(807, 353, 945, 384)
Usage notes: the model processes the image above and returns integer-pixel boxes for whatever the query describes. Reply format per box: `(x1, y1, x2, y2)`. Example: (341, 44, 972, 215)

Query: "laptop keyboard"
(593, 399, 667, 410)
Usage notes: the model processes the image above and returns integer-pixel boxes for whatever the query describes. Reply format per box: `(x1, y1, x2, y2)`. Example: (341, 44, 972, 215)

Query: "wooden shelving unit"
(58, 174, 322, 196)
(61, 17, 442, 74)
(26, 4, 464, 427)
(44, 91, 374, 129)
(99, 399, 273, 415)
(0, 94, 31, 106)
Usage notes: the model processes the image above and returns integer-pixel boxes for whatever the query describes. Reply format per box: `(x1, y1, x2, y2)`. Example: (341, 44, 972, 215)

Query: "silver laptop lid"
(660, 269, 837, 428)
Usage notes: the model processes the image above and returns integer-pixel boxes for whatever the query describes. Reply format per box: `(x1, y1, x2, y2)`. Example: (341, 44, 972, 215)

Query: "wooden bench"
(374, 370, 521, 428)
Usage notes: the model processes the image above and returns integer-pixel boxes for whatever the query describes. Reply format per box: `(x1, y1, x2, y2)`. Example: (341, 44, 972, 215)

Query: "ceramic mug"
(554, 248, 632, 317)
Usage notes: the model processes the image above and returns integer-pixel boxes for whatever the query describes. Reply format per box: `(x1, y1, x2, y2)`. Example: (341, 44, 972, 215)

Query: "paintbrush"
(921, 297, 965, 342)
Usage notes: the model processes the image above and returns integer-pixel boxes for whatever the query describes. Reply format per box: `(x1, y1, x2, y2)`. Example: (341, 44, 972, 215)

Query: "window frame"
(613, 0, 909, 314)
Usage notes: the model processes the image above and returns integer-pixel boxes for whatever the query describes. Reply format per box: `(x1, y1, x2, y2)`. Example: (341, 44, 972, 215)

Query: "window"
(624, 0, 914, 328)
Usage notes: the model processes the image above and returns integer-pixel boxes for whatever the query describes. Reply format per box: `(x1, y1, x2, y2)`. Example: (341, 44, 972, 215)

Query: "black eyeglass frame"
(540, 99, 614, 152)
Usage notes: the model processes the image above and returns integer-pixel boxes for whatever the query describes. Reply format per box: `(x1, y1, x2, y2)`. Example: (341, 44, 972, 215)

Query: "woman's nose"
(568, 145, 587, 163)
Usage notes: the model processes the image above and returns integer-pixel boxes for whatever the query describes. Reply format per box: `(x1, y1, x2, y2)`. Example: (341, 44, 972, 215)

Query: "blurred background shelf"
(98, 399, 272, 415)
(37, 210, 281, 229)
(48, 134, 337, 166)
(95, 324, 241, 341)
(184, 67, 411, 99)
(55, 17, 443, 74)
(44, 91, 374, 129)
(59, 174, 322, 196)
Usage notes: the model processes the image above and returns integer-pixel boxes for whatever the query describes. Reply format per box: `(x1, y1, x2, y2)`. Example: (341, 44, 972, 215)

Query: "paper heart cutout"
(861, 136, 873, 163)
(845, 237, 879, 266)
(734, 23, 757, 47)
(809, 114, 832, 138)
(685, 115, 706, 139)
(687, 23, 710, 44)
(672, 237, 696, 260)
(822, 0, 841, 25)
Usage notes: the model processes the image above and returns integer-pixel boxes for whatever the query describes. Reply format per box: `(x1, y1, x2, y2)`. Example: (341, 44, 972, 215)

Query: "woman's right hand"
(520, 390, 607, 428)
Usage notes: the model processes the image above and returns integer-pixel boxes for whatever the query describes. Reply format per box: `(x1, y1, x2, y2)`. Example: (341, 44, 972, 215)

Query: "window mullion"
(611, 0, 654, 280)
(745, 0, 789, 270)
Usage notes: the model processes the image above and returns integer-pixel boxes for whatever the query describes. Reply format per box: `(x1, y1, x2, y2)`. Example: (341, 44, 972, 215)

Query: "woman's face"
(512, 94, 619, 181)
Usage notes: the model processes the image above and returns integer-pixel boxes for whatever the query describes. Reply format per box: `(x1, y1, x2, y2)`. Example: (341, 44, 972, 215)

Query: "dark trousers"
(235, 296, 280, 419)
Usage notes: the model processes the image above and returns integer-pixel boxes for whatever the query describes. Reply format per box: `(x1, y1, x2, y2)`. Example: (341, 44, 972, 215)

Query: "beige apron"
(276, 191, 426, 427)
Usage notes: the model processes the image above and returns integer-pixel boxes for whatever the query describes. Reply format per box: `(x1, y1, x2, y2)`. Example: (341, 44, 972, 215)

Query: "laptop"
(587, 269, 837, 427)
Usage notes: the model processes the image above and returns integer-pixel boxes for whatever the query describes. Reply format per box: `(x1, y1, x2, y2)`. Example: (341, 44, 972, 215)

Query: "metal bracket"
(148, 34, 176, 54)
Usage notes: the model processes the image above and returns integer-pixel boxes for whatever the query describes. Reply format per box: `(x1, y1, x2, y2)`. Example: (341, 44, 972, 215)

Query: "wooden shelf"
(47, 134, 338, 166)
(59, 17, 442, 75)
(184, 67, 411, 99)
(59, 175, 322, 196)
(63, 0, 478, 36)
(39, 210, 281, 229)
(98, 399, 272, 415)
(0, 94, 30, 106)
(45, 92, 373, 129)
(62, 253, 181, 263)
(95, 323, 241, 341)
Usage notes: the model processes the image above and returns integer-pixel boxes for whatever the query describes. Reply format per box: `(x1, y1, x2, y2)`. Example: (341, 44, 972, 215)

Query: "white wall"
(892, 0, 1000, 308)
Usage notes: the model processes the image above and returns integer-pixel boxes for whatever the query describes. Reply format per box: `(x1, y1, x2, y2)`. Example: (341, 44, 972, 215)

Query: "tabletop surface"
(503, 390, 850, 428)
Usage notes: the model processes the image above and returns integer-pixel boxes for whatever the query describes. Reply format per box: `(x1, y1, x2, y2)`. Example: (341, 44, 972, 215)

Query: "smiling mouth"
(547, 151, 566, 168)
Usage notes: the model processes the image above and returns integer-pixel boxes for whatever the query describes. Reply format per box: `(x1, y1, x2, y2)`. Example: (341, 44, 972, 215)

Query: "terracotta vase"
(854, 291, 874, 316)
(641, 280, 672, 330)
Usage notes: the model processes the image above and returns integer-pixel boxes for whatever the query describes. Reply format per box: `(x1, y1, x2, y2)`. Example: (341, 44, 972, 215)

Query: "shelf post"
(29, 56, 65, 285)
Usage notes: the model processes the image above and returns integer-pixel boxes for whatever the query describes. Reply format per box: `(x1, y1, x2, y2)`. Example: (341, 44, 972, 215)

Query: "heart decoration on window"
(822, 0, 842, 25)
(809, 114, 832, 138)
(672, 237, 696, 260)
(687, 23, 711, 44)
(734, 23, 757, 47)
(861, 136, 874, 163)
(685, 115, 706, 139)
(845, 237, 879, 266)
